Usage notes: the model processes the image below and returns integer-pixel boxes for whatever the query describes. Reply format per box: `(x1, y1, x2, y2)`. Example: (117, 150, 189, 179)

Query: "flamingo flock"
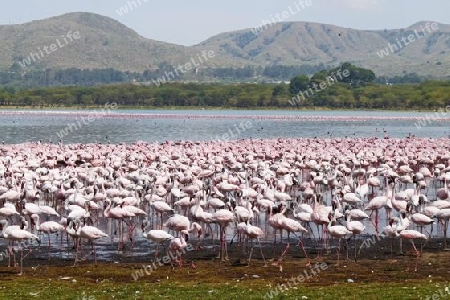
(0, 136, 449, 273)
(2, 110, 450, 123)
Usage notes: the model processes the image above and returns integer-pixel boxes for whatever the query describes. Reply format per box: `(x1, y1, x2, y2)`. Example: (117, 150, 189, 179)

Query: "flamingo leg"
(208, 223, 214, 246)
(47, 233, 51, 260)
(13, 243, 18, 268)
(257, 238, 266, 266)
(19, 246, 23, 276)
(73, 237, 79, 267)
(274, 243, 290, 266)
(219, 225, 226, 261)
(337, 238, 341, 266)
(247, 238, 254, 266)
(272, 230, 277, 258)
(298, 238, 310, 267)
(410, 240, 420, 272)
(93, 241, 97, 265)
(315, 225, 322, 259)
(223, 227, 229, 261)
(375, 210, 379, 235)
(444, 219, 448, 249)
(154, 243, 160, 259)
(388, 235, 393, 258)
(7, 243, 12, 267)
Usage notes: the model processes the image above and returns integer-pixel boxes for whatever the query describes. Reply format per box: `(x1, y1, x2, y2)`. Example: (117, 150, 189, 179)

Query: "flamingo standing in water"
(344, 209, 365, 261)
(407, 203, 434, 236)
(0, 221, 40, 275)
(393, 217, 427, 272)
(274, 215, 310, 266)
(168, 229, 195, 268)
(71, 218, 108, 265)
(142, 219, 174, 258)
(212, 209, 235, 261)
(327, 212, 352, 266)
(311, 195, 332, 258)
(30, 214, 65, 259)
(0, 216, 28, 267)
(435, 208, 450, 249)
(242, 221, 266, 266)
(268, 204, 287, 258)
(103, 199, 135, 250)
(364, 176, 391, 234)
(164, 214, 202, 237)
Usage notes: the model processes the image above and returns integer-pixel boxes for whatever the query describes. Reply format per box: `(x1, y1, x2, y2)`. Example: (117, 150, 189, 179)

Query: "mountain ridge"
(1, 12, 449, 78)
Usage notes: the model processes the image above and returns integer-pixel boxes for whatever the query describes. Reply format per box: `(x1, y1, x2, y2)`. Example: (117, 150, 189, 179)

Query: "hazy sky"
(1, 0, 448, 46)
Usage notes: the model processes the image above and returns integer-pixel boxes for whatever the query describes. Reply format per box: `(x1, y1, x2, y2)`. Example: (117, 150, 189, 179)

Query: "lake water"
(0, 109, 449, 144)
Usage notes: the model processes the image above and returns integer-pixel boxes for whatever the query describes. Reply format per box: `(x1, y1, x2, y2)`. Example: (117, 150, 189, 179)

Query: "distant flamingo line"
(2, 110, 450, 122)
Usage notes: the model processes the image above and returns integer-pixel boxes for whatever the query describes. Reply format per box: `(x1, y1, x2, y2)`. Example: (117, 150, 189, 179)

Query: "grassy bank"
(1, 250, 449, 300)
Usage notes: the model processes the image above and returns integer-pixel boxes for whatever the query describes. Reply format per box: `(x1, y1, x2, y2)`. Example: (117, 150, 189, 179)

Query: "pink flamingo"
(327, 212, 352, 266)
(0, 216, 28, 267)
(212, 209, 235, 261)
(276, 217, 310, 266)
(242, 221, 266, 266)
(364, 176, 391, 234)
(30, 214, 65, 259)
(435, 208, 450, 249)
(142, 219, 174, 258)
(393, 217, 427, 271)
(71, 218, 108, 265)
(0, 223, 40, 275)
(103, 199, 135, 250)
(168, 230, 195, 268)
(344, 210, 365, 261)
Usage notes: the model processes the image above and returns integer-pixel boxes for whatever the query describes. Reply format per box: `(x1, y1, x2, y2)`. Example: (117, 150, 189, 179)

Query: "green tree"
(330, 63, 376, 85)
(310, 70, 329, 83)
(272, 84, 286, 97)
(289, 75, 310, 95)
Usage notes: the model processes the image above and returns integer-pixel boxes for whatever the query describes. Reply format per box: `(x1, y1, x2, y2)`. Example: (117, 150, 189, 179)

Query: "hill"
(194, 21, 450, 77)
(0, 12, 195, 72)
(1, 12, 449, 78)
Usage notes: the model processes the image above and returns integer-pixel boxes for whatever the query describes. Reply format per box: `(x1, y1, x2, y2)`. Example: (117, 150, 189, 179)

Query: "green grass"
(0, 274, 446, 299)
(0, 258, 448, 300)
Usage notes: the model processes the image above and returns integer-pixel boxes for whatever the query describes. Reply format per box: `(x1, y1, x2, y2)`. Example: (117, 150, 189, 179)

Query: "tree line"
(2, 64, 333, 88)
(2, 63, 429, 88)
(1, 63, 448, 110)
(1, 80, 449, 110)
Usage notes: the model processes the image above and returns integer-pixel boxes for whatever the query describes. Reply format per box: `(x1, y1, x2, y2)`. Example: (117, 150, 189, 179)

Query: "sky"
(1, 0, 448, 46)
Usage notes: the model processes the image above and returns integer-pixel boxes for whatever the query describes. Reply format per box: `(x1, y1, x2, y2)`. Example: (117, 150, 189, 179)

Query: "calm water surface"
(0, 109, 449, 144)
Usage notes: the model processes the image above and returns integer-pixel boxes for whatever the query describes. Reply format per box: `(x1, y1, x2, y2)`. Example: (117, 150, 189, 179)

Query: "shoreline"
(0, 105, 433, 112)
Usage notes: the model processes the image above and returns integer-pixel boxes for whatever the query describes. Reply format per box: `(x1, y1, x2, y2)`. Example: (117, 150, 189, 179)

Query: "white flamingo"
(30, 214, 65, 259)
(0, 222, 40, 275)
(71, 218, 108, 265)
(142, 219, 174, 258)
